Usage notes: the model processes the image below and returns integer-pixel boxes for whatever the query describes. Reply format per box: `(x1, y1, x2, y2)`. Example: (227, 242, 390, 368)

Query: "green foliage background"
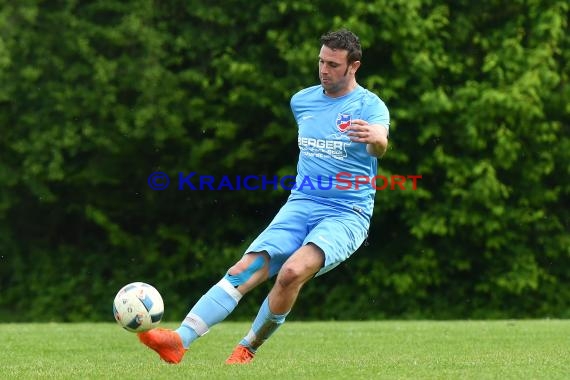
(0, 0, 568, 321)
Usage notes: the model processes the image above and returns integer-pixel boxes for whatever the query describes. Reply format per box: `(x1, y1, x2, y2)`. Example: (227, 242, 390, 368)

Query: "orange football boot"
(225, 345, 255, 364)
(138, 328, 186, 364)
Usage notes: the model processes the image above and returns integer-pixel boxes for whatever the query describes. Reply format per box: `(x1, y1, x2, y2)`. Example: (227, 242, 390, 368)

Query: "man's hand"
(347, 119, 389, 157)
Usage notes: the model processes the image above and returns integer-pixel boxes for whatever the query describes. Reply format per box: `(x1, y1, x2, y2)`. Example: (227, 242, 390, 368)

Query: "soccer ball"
(113, 282, 164, 332)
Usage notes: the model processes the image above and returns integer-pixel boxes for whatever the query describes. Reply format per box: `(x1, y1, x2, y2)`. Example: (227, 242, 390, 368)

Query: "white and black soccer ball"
(113, 282, 164, 332)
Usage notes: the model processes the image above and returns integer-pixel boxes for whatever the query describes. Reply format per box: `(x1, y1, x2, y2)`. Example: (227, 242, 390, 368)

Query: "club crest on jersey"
(336, 113, 351, 133)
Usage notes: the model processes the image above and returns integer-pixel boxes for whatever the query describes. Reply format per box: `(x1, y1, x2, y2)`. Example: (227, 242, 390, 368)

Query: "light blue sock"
(240, 296, 289, 352)
(175, 278, 242, 348)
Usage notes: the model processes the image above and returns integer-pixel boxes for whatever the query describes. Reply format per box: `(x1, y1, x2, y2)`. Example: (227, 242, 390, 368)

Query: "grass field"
(1, 320, 568, 379)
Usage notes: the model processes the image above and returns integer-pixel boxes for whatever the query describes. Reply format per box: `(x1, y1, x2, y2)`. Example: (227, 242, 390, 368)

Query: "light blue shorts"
(244, 196, 370, 277)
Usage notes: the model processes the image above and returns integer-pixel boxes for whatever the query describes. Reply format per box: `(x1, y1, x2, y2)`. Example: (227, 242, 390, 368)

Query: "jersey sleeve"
(361, 92, 390, 134)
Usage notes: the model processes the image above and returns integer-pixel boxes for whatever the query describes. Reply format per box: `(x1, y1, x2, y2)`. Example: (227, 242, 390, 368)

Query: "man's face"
(318, 45, 358, 97)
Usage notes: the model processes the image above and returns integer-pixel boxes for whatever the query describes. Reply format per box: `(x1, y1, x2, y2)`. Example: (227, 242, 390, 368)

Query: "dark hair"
(320, 29, 362, 63)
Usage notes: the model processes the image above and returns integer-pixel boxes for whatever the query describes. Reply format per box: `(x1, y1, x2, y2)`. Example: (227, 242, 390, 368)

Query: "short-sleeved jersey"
(289, 84, 390, 218)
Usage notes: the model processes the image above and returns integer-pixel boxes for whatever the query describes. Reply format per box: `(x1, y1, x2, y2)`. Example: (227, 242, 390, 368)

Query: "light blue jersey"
(289, 85, 390, 218)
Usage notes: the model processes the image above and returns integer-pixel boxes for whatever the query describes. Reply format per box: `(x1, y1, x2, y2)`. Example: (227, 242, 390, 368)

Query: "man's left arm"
(347, 119, 389, 158)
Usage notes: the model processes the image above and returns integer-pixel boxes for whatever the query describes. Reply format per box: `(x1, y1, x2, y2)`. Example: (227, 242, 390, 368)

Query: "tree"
(0, 0, 567, 321)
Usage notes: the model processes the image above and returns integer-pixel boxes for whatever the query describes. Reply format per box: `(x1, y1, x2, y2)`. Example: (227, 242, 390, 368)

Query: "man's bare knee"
(276, 265, 302, 288)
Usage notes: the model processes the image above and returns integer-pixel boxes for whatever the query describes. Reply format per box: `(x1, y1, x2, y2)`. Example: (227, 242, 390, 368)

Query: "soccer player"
(138, 28, 390, 364)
